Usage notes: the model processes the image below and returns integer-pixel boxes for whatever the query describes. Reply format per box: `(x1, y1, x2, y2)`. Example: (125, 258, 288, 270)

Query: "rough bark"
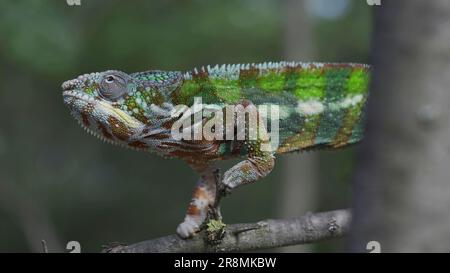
(351, 0, 450, 252)
(105, 209, 350, 253)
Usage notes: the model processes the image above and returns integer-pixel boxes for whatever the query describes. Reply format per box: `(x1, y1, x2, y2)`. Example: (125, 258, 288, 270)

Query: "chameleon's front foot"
(222, 156, 275, 192)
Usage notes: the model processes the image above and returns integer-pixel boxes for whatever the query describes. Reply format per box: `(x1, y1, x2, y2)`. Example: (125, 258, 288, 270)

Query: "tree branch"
(104, 209, 351, 253)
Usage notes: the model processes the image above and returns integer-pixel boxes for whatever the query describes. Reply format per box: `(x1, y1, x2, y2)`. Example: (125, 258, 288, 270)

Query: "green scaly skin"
(62, 61, 370, 239)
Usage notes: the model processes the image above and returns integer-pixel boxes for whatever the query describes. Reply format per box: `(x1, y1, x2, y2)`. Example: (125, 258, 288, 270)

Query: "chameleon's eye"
(105, 75, 115, 83)
(99, 72, 129, 101)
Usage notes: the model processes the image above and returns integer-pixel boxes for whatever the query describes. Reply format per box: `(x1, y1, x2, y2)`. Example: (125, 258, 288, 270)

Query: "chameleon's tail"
(273, 63, 370, 154)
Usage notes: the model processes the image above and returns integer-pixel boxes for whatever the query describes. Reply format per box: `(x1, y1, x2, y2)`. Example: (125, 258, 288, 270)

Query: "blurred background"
(0, 0, 371, 252)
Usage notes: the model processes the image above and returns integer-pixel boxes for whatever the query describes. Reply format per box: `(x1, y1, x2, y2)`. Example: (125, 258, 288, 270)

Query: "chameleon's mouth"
(62, 88, 145, 139)
(61, 89, 130, 148)
(61, 75, 93, 104)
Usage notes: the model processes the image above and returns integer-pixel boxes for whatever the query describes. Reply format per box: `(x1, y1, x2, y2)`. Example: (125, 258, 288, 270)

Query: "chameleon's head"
(62, 70, 147, 146)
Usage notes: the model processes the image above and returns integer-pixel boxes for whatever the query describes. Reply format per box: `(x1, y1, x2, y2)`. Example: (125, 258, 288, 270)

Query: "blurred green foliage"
(0, 0, 370, 252)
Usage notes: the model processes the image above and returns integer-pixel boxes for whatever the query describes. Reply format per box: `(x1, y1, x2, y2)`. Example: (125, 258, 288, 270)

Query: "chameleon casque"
(62, 61, 370, 239)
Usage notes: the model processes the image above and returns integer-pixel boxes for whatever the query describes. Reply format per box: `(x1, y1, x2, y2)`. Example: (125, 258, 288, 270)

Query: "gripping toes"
(222, 156, 275, 192)
(222, 160, 262, 190)
(177, 218, 201, 239)
(177, 180, 215, 238)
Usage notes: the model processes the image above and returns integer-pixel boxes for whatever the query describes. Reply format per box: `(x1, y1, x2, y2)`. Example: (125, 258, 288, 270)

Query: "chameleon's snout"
(61, 78, 79, 91)
(62, 72, 101, 92)
(61, 76, 97, 110)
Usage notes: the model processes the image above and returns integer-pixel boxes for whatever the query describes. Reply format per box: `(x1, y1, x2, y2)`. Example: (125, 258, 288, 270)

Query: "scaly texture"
(62, 61, 370, 238)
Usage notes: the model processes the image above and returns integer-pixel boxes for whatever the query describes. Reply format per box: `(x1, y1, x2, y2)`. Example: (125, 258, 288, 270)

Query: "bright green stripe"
(179, 80, 200, 104)
(211, 78, 241, 103)
(294, 69, 326, 100)
(347, 68, 370, 95)
(84, 86, 95, 95)
(257, 71, 286, 92)
(179, 78, 219, 104)
(196, 79, 217, 104)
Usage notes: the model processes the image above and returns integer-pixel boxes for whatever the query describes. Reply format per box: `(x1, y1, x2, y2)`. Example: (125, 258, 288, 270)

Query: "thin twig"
(41, 240, 48, 253)
(103, 209, 351, 253)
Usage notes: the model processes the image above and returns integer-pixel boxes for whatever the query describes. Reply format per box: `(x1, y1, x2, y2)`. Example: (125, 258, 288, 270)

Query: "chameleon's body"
(62, 61, 370, 238)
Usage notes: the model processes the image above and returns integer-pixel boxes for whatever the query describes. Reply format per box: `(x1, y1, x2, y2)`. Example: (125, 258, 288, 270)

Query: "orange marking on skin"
(240, 163, 252, 174)
(192, 68, 209, 80)
(251, 157, 275, 177)
(97, 122, 113, 140)
(151, 133, 170, 140)
(239, 66, 259, 86)
(284, 64, 302, 73)
(187, 204, 200, 216)
(167, 145, 219, 161)
(276, 115, 321, 153)
(161, 119, 175, 130)
(81, 112, 90, 127)
(81, 103, 95, 128)
(108, 116, 131, 141)
(332, 102, 364, 148)
(128, 141, 148, 149)
(160, 141, 182, 147)
(192, 187, 208, 200)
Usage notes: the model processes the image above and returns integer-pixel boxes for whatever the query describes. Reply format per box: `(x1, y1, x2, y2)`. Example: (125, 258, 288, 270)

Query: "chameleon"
(62, 61, 370, 239)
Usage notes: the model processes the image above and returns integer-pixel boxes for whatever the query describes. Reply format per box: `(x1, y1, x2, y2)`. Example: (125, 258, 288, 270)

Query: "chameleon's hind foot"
(176, 218, 201, 239)
(177, 172, 216, 239)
